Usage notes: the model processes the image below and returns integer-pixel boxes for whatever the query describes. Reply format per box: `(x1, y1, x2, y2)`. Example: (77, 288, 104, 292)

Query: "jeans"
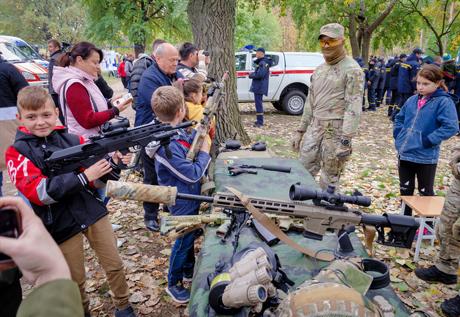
(398, 159, 437, 216)
(168, 231, 196, 286)
(254, 93, 264, 124)
(141, 149, 159, 221)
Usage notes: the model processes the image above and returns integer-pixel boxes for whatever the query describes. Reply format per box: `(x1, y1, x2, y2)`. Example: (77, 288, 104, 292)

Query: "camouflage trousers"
(299, 118, 348, 190)
(435, 177, 460, 277)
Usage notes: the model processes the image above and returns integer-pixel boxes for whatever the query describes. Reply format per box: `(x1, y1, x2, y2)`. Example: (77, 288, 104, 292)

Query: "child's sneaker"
(166, 284, 190, 304)
(114, 305, 136, 317)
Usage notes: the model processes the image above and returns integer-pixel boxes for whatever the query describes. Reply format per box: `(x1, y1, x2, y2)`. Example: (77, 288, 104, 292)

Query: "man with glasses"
(291, 23, 364, 190)
(176, 42, 210, 81)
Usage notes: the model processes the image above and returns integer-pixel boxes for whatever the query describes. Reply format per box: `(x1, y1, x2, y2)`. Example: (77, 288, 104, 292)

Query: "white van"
(236, 51, 324, 115)
(0, 36, 48, 87)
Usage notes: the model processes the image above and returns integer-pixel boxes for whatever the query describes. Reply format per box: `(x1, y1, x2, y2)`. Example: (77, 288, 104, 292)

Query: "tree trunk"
(187, 0, 250, 144)
(348, 13, 360, 58)
(361, 31, 372, 66)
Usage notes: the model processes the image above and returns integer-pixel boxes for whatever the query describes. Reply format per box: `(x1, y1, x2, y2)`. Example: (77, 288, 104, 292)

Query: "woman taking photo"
(394, 64, 458, 215)
(52, 42, 131, 140)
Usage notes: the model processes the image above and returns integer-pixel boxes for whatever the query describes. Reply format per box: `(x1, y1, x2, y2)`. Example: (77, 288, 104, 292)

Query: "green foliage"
(82, 0, 191, 48)
(235, 3, 282, 50)
(0, 0, 86, 45)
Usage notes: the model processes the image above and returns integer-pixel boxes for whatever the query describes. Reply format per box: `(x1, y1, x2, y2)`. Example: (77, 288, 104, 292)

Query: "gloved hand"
(336, 144, 352, 160)
(336, 141, 352, 160)
(292, 131, 305, 152)
(449, 151, 460, 179)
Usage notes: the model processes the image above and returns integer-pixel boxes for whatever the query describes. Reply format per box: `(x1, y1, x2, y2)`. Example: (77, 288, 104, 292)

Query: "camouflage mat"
(189, 157, 410, 316)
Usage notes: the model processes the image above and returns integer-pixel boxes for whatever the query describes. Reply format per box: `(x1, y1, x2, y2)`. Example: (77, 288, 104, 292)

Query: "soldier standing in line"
(291, 23, 364, 190)
(388, 54, 405, 117)
(367, 59, 379, 111)
(376, 59, 386, 107)
(415, 144, 460, 317)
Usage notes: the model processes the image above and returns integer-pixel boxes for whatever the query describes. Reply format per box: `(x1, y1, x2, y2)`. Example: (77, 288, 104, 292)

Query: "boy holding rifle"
(147, 86, 211, 303)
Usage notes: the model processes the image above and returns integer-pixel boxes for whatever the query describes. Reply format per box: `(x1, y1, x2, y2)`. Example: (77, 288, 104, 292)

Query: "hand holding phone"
(112, 93, 133, 112)
(0, 197, 71, 286)
(0, 206, 21, 270)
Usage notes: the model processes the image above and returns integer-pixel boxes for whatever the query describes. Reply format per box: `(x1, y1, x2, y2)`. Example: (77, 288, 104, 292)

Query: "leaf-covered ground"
(10, 80, 458, 316)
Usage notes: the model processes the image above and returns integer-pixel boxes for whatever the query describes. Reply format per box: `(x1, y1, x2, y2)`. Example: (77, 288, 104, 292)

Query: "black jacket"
(0, 58, 28, 112)
(9, 127, 119, 244)
(130, 54, 154, 105)
(48, 50, 63, 94)
(95, 75, 114, 99)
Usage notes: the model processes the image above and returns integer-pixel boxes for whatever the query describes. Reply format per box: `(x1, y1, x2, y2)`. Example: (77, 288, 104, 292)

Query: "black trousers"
(398, 159, 437, 216)
(141, 149, 159, 220)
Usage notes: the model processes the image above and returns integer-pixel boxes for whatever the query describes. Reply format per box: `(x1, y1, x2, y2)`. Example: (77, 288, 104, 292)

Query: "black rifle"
(228, 164, 291, 174)
(44, 120, 194, 175)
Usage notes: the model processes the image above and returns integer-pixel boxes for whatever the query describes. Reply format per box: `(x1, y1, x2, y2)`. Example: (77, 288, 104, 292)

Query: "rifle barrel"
(176, 193, 215, 203)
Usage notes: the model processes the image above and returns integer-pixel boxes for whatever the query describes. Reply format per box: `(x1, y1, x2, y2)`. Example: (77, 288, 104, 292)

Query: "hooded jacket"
(397, 53, 420, 94)
(394, 89, 458, 164)
(148, 128, 211, 216)
(5, 127, 118, 244)
(130, 54, 154, 106)
(249, 56, 272, 96)
(52, 66, 113, 139)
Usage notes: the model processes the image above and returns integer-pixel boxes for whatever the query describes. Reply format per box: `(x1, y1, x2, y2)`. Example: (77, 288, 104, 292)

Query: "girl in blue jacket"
(394, 64, 458, 215)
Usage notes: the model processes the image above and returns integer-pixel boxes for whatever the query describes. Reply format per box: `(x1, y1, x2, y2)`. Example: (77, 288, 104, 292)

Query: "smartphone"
(113, 93, 133, 107)
(0, 207, 22, 270)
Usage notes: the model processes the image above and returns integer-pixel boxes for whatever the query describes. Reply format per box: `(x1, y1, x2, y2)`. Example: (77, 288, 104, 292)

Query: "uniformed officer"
(393, 48, 422, 120)
(388, 55, 405, 117)
(291, 23, 364, 190)
(376, 58, 386, 107)
(367, 59, 379, 111)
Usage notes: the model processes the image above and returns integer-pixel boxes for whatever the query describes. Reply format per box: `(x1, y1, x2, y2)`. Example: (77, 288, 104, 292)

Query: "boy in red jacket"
(5, 86, 136, 317)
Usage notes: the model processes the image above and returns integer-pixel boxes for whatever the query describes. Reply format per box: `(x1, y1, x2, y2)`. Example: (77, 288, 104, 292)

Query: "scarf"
(321, 45, 347, 65)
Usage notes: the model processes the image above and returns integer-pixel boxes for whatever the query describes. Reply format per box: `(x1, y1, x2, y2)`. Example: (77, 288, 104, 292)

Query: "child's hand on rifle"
(111, 151, 133, 166)
(84, 159, 112, 182)
(200, 137, 211, 153)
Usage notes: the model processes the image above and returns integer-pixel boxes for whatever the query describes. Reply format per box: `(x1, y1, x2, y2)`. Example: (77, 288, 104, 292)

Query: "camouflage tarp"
(189, 156, 410, 316)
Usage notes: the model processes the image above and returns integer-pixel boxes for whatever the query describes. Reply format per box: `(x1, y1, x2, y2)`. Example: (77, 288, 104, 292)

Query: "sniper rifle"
(106, 181, 419, 261)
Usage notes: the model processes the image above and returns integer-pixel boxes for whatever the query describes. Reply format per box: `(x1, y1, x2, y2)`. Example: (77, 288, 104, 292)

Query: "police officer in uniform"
(292, 23, 364, 190)
(367, 59, 379, 111)
(393, 48, 422, 119)
(388, 54, 405, 117)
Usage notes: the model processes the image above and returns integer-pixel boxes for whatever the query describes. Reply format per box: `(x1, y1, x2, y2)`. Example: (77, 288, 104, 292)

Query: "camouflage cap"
(319, 23, 345, 39)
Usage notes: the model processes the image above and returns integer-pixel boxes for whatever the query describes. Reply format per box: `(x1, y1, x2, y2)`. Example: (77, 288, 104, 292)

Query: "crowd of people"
(0, 21, 459, 317)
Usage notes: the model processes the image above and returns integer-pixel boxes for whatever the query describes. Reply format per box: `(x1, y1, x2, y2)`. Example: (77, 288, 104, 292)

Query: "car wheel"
(272, 101, 283, 111)
(282, 90, 306, 115)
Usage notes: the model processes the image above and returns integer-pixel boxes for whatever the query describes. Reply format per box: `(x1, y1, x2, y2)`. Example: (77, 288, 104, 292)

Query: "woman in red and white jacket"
(52, 42, 131, 140)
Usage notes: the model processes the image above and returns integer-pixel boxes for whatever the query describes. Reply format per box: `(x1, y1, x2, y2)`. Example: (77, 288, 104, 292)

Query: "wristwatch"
(340, 139, 350, 146)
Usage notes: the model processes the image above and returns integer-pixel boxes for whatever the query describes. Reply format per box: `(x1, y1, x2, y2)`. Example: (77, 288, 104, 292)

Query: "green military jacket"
(17, 279, 83, 317)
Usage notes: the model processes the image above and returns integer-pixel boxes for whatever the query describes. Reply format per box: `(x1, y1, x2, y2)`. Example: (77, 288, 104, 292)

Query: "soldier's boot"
(414, 266, 457, 285)
(387, 105, 394, 117)
(441, 295, 460, 317)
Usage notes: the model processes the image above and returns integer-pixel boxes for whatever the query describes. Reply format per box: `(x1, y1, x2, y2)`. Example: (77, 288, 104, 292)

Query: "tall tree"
(0, 0, 86, 44)
(82, 0, 190, 54)
(399, 0, 460, 55)
(283, 0, 412, 64)
(187, 0, 250, 144)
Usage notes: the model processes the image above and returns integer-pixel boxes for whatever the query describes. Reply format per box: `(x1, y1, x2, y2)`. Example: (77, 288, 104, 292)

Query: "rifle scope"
(289, 184, 371, 207)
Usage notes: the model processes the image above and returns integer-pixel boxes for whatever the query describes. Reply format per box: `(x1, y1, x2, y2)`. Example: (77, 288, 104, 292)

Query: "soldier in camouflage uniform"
(292, 23, 364, 190)
(415, 144, 460, 317)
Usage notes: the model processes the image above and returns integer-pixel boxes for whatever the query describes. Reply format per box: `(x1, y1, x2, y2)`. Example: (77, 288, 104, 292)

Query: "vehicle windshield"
(0, 43, 23, 62)
(0, 40, 41, 62)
